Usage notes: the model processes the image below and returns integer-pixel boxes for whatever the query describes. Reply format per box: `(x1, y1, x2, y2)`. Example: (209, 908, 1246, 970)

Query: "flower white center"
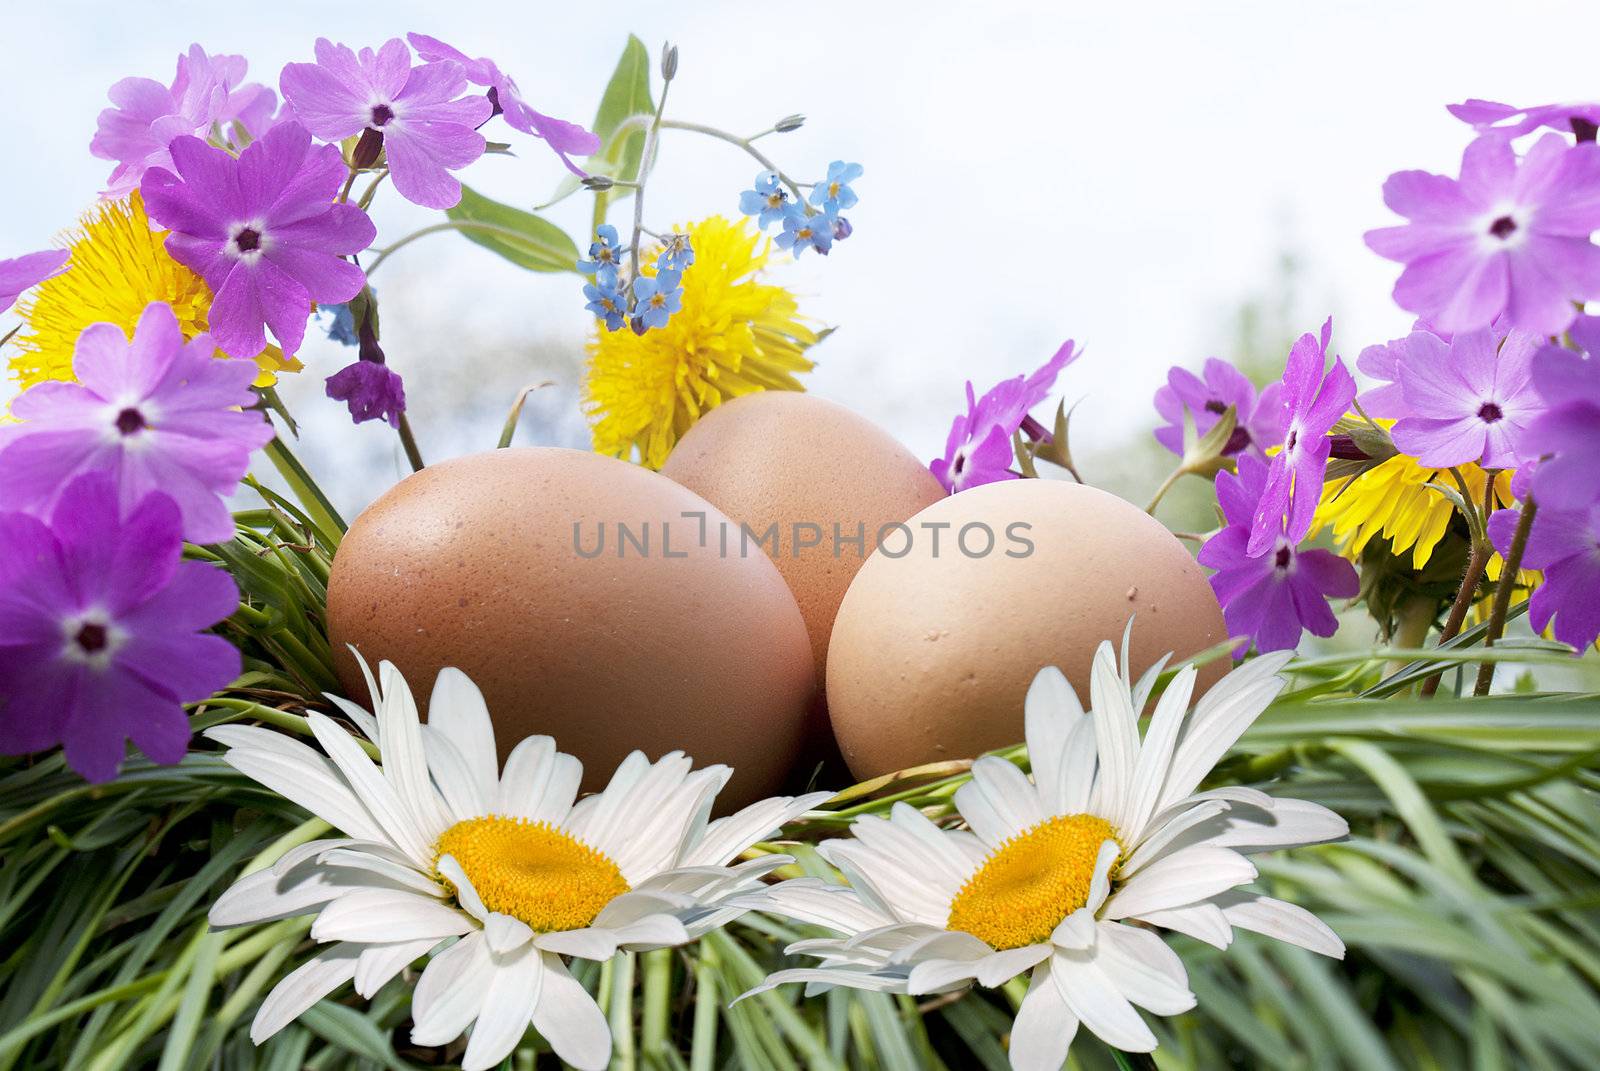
(226, 221, 270, 264)
(1480, 204, 1527, 250)
(60, 611, 124, 670)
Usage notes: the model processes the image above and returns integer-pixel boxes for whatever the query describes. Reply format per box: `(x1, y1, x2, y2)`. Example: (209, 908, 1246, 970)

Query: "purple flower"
(280, 38, 493, 209)
(0, 473, 240, 782)
(91, 44, 276, 198)
(1199, 454, 1359, 654)
(0, 303, 273, 543)
(1449, 99, 1600, 142)
(140, 121, 375, 360)
(930, 340, 1080, 493)
(326, 359, 406, 428)
(0, 249, 69, 313)
(1247, 319, 1355, 556)
(1390, 328, 1543, 470)
(406, 33, 599, 176)
(1355, 327, 1444, 419)
(1365, 135, 1600, 336)
(1489, 503, 1600, 652)
(1152, 357, 1284, 459)
(1522, 335, 1600, 511)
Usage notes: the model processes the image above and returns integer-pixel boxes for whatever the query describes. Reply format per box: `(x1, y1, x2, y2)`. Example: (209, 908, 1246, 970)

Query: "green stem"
(397, 411, 425, 472)
(628, 76, 674, 290)
(609, 951, 637, 1071)
(1421, 477, 1497, 699)
(336, 166, 358, 204)
(261, 437, 345, 546)
(688, 941, 719, 1071)
(659, 119, 809, 207)
(640, 949, 672, 1060)
(1474, 498, 1537, 696)
(1143, 465, 1185, 514)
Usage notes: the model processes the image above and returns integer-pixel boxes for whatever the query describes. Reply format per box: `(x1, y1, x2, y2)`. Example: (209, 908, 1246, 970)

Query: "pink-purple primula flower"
(1247, 318, 1355, 556)
(0, 303, 274, 544)
(1522, 321, 1600, 512)
(1390, 328, 1543, 470)
(1152, 357, 1284, 459)
(1489, 502, 1600, 653)
(91, 44, 276, 199)
(0, 249, 69, 313)
(1448, 99, 1600, 142)
(140, 121, 375, 360)
(407, 33, 599, 176)
(326, 359, 407, 428)
(280, 37, 493, 209)
(1200, 453, 1358, 654)
(0, 473, 241, 782)
(930, 340, 1079, 493)
(1365, 135, 1600, 336)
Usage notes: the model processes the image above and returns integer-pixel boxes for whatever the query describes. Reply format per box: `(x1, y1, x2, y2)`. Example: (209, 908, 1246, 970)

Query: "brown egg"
(660, 392, 946, 690)
(825, 478, 1228, 779)
(326, 447, 815, 809)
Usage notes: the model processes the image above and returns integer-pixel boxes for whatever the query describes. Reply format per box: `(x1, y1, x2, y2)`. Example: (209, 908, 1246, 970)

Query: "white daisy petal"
(891, 929, 994, 964)
(272, 837, 358, 875)
(419, 727, 486, 823)
(319, 847, 444, 899)
(1120, 800, 1230, 876)
(323, 693, 380, 745)
(905, 957, 982, 995)
(535, 926, 619, 960)
(312, 888, 474, 944)
(1087, 641, 1140, 822)
(1051, 908, 1097, 951)
(461, 944, 544, 1071)
(1130, 902, 1234, 949)
(348, 645, 385, 729)
(251, 943, 360, 1043)
(427, 666, 500, 802)
(562, 749, 653, 844)
(211, 865, 354, 928)
(376, 662, 452, 841)
(1051, 949, 1158, 1053)
(1217, 893, 1345, 958)
(736, 967, 905, 1002)
(306, 712, 434, 865)
(1209, 797, 1350, 853)
(436, 855, 490, 924)
(1009, 961, 1079, 1071)
(959, 757, 1046, 840)
(1085, 839, 1120, 913)
(412, 932, 494, 1046)
(483, 913, 535, 954)
(975, 944, 1053, 987)
(1102, 847, 1256, 921)
(592, 889, 698, 930)
(605, 763, 731, 882)
(682, 791, 832, 868)
(1095, 922, 1196, 1015)
(615, 913, 692, 950)
(1157, 661, 1288, 813)
(205, 726, 385, 844)
(1121, 665, 1196, 839)
(822, 838, 944, 927)
(353, 937, 437, 998)
(1130, 652, 1173, 719)
(1058, 714, 1099, 814)
(1024, 665, 1084, 814)
(497, 735, 584, 826)
(529, 952, 612, 1071)
(732, 878, 897, 934)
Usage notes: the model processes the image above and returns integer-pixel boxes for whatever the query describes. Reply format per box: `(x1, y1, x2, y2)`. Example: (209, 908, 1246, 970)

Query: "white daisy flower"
(207, 657, 827, 1071)
(736, 636, 1347, 1070)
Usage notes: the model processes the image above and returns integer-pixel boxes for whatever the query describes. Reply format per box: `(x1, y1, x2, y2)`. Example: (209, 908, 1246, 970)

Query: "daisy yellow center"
(434, 816, 629, 932)
(946, 814, 1116, 951)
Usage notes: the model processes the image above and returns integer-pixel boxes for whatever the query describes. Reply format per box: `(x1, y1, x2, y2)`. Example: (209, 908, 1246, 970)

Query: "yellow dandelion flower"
(584, 215, 819, 469)
(10, 193, 300, 392)
(1313, 452, 1513, 569)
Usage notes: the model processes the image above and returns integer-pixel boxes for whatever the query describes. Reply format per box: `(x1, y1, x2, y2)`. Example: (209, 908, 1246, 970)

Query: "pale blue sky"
(3, 0, 1597, 513)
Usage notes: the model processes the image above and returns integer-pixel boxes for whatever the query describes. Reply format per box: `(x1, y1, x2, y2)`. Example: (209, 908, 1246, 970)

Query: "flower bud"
(660, 43, 679, 81)
(583, 175, 616, 191)
(774, 113, 806, 133)
(351, 127, 384, 171)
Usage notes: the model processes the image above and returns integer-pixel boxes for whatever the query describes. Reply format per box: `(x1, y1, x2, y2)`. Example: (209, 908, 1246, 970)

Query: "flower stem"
(1420, 476, 1498, 698)
(1474, 498, 1537, 696)
(1144, 465, 1186, 515)
(659, 118, 811, 207)
(396, 412, 425, 472)
(640, 948, 673, 1060)
(608, 951, 637, 1071)
(688, 940, 720, 1071)
(628, 74, 674, 294)
(336, 165, 358, 205)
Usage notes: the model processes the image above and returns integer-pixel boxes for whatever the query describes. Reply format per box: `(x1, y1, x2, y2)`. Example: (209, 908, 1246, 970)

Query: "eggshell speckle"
(661, 392, 946, 688)
(326, 448, 816, 808)
(825, 478, 1228, 779)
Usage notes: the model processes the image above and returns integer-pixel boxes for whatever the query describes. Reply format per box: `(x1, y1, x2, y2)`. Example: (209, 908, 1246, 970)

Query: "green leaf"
(445, 185, 579, 273)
